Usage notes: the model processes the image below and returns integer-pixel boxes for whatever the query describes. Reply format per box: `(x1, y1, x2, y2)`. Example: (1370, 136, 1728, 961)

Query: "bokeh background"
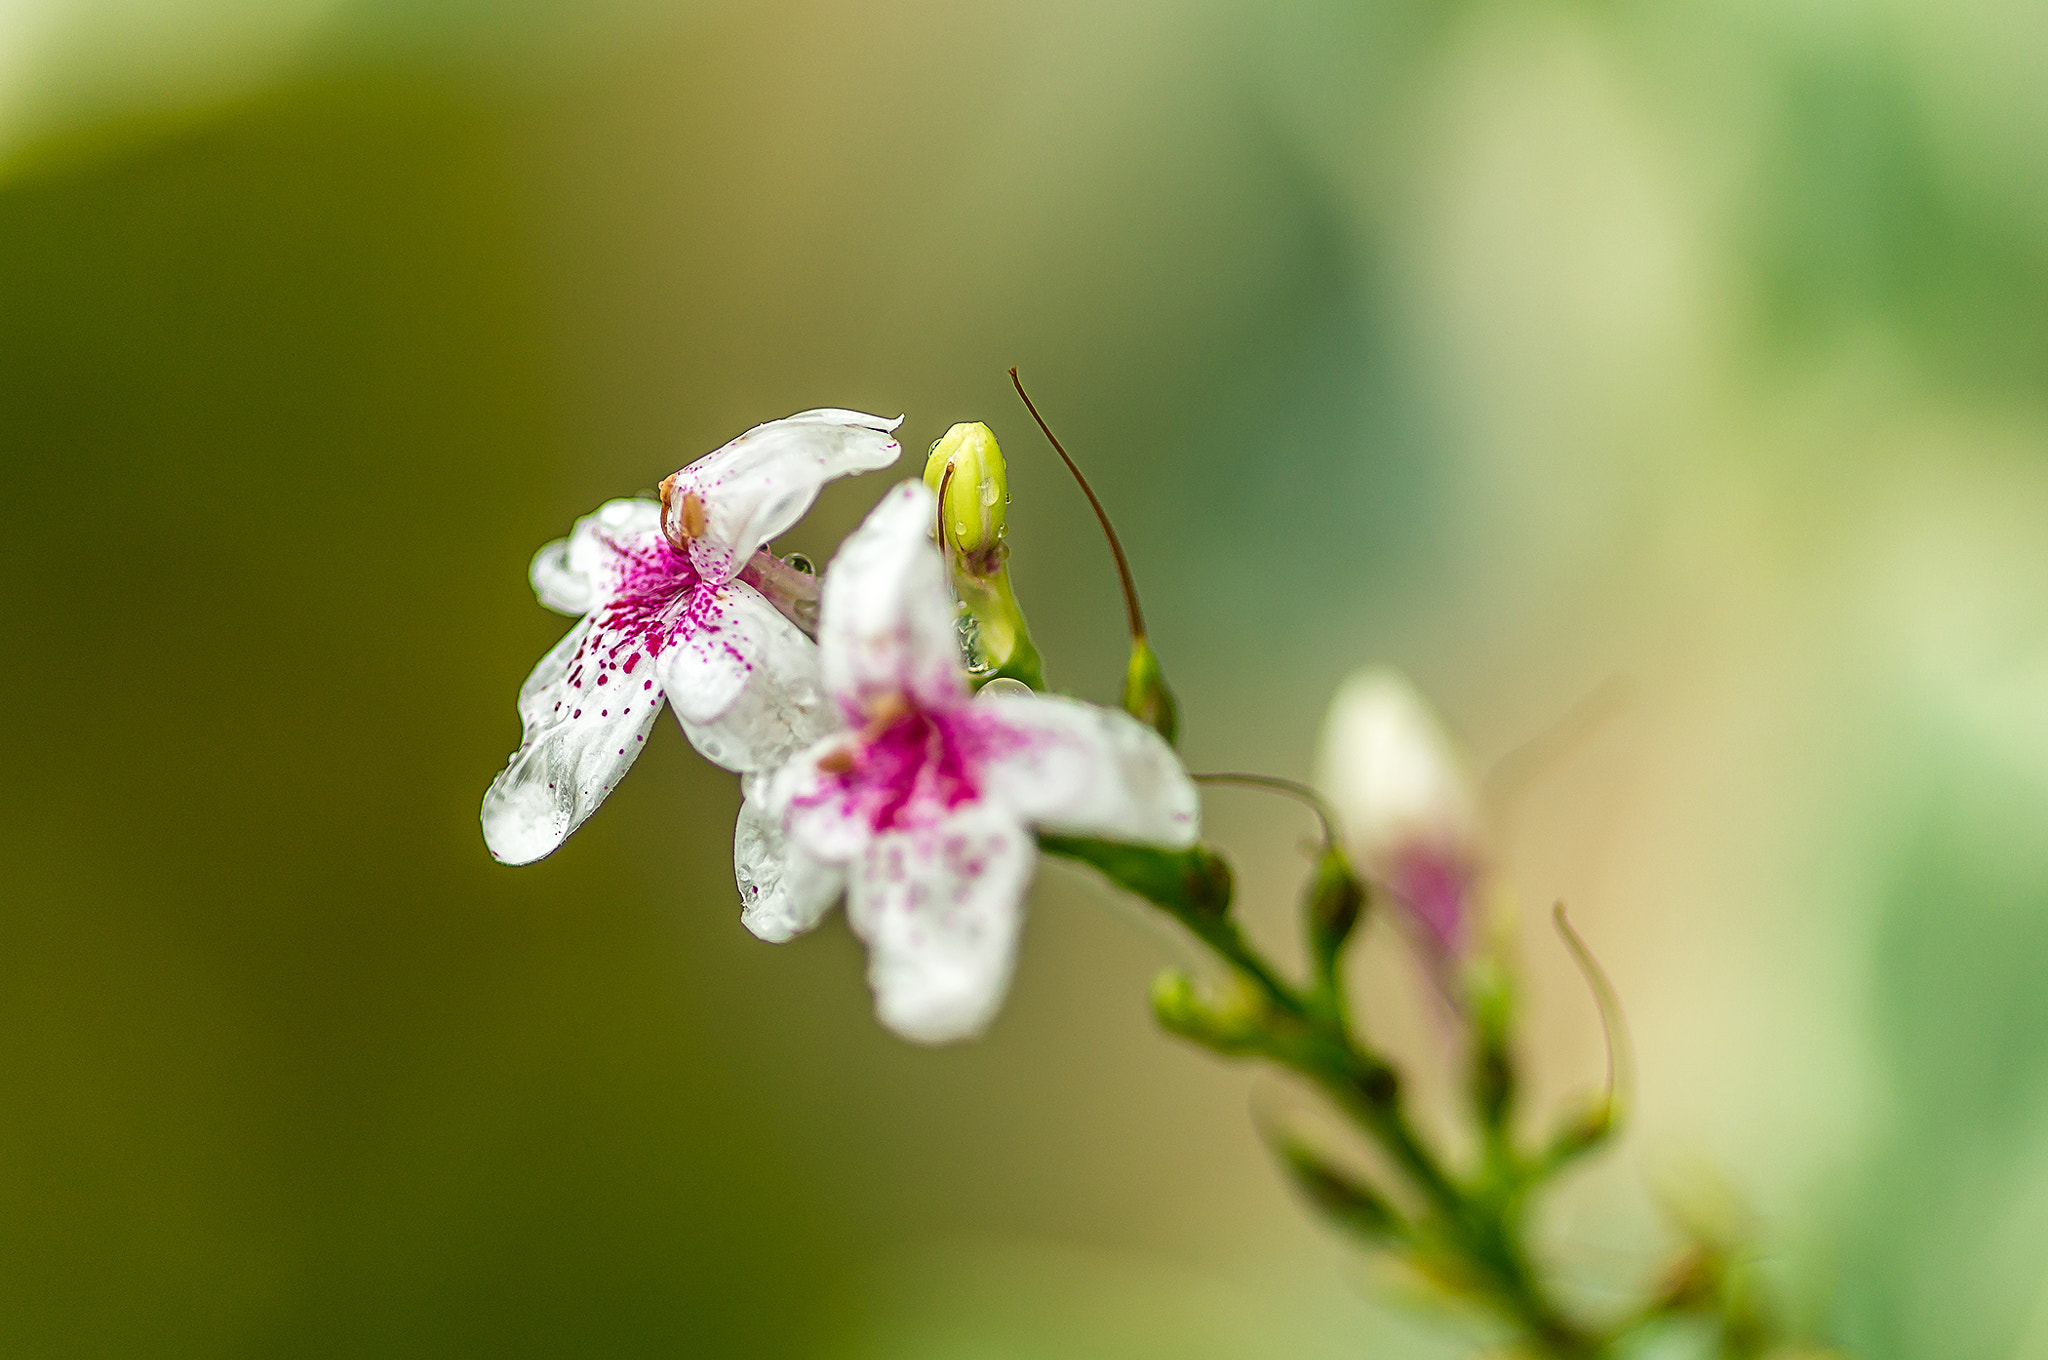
(6, 0, 2048, 1355)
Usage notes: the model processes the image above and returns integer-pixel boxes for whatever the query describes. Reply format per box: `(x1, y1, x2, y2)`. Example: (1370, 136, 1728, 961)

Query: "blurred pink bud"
(1313, 669, 1483, 959)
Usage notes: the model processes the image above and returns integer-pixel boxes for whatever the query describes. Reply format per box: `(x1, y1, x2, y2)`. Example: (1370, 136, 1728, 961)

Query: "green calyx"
(1306, 846, 1365, 967)
(1122, 637, 1179, 744)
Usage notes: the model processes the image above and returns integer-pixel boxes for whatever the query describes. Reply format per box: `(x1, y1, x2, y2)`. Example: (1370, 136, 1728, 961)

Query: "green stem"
(1040, 834, 1605, 1358)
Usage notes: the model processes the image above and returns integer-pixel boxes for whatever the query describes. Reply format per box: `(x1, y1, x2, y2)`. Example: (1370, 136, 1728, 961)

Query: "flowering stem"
(1040, 832, 1603, 1358)
(738, 549, 822, 635)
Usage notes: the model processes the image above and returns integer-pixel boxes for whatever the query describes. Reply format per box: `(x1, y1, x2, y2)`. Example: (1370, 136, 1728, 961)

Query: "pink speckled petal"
(677, 584, 838, 773)
(530, 498, 661, 615)
(773, 732, 873, 864)
(734, 780, 847, 943)
(819, 480, 966, 713)
(845, 799, 1033, 1044)
(666, 410, 903, 584)
(973, 693, 1201, 849)
(654, 581, 768, 730)
(481, 616, 666, 865)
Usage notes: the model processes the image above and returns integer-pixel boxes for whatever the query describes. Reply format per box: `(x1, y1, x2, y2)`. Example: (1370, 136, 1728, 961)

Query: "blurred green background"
(6, 0, 2048, 1355)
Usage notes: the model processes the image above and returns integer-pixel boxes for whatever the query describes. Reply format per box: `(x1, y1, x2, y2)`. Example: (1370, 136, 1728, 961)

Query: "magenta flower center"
(817, 705, 1019, 833)
(563, 535, 706, 695)
(1386, 841, 1473, 957)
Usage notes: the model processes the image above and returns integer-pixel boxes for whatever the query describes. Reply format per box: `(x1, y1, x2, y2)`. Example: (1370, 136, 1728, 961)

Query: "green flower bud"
(1149, 968, 1264, 1054)
(1305, 846, 1365, 967)
(923, 422, 1007, 568)
(923, 422, 1044, 690)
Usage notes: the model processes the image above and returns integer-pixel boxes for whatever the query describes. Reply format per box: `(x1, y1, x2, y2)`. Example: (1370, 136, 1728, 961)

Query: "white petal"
(819, 480, 966, 713)
(972, 693, 1200, 848)
(666, 410, 903, 584)
(481, 617, 665, 864)
(772, 732, 875, 864)
(734, 782, 846, 943)
(676, 584, 839, 772)
(845, 800, 1033, 1043)
(530, 498, 662, 615)
(652, 580, 765, 729)
(1312, 668, 1481, 874)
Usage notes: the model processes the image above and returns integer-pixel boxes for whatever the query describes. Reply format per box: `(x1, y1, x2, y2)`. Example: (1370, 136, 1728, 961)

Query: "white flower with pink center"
(737, 480, 1199, 1043)
(482, 409, 903, 865)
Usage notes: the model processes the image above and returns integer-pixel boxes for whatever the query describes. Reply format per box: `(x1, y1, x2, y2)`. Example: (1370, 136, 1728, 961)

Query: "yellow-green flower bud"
(923, 422, 1044, 690)
(1149, 968, 1265, 1054)
(923, 422, 1007, 571)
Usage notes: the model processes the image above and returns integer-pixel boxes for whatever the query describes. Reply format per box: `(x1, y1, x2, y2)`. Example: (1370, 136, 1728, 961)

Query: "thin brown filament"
(935, 459, 956, 551)
(1552, 902, 1634, 1121)
(1192, 771, 1338, 851)
(1009, 366, 1147, 642)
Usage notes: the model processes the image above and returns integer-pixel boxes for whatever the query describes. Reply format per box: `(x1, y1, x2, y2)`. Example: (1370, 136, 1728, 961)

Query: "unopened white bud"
(1312, 669, 1482, 956)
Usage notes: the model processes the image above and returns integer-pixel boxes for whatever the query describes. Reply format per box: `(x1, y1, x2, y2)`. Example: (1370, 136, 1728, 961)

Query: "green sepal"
(1121, 637, 1179, 744)
(1275, 1138, 1405, 1244)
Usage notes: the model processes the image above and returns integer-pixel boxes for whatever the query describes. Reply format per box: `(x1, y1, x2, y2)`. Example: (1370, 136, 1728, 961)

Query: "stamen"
(657, 475, 707, 551)
(1009, 367, 1147, 643)
(816, 747, 856, 775)
(860, 692, 911, 742)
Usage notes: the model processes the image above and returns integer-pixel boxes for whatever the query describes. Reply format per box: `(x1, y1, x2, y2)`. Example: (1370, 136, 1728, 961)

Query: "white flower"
(1313, 668, 1483, 958)
(736, 480, 1200, 1043)
(482, 409, 903, 865)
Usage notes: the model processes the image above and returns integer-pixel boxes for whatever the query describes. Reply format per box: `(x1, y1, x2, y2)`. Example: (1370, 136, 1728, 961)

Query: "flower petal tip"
(480, 781, 566, 866)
